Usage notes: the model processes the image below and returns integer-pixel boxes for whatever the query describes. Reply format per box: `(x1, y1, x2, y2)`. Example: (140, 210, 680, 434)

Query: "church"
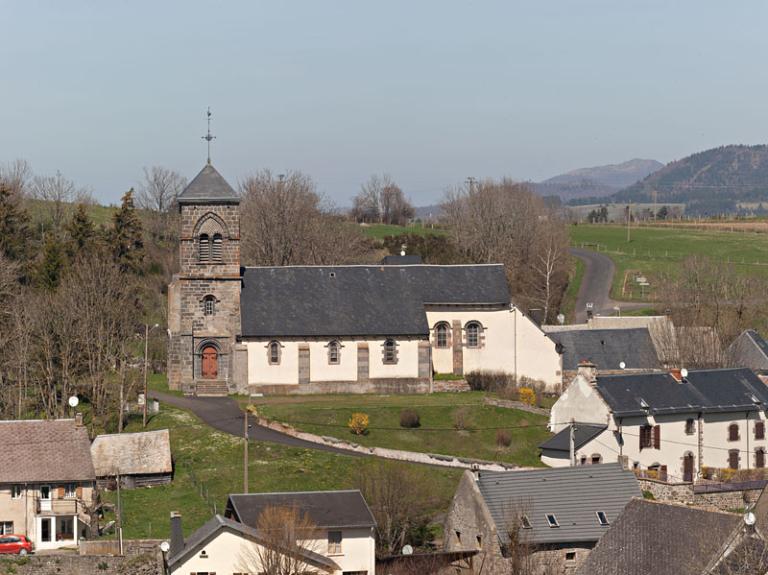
(167, 162, 562, 396)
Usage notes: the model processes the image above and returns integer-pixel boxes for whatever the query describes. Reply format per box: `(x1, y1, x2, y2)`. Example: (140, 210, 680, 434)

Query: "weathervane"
(202, 107, 216, 164)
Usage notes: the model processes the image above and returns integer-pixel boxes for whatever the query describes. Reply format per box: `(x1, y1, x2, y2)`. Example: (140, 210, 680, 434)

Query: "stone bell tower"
(167, 162, 245, 395)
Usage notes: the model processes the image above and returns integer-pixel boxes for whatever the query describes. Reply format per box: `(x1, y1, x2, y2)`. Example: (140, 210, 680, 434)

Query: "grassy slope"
(254, 393, 550, 467)
(104, 402, 462, 540)
(560, 256, 585, 321)
(569, 224, 768, 301)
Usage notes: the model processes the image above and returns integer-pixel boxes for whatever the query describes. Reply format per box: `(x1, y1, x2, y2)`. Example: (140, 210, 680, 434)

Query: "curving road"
(149, 390, 363, 457)
(570, 247, 649, 323)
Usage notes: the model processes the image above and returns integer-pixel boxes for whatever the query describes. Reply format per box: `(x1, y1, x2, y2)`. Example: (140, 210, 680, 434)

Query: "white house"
(542, 362, 768, 481)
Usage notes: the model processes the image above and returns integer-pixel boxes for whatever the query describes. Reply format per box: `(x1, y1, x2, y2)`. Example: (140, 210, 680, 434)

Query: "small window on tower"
(212, 233, 223, 262)
(198, 234, 210, 263)
(203, 295, 216, 316)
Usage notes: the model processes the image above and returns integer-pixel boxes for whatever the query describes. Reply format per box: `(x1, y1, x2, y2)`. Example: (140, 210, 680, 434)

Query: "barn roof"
(549, 328, 661, 371)
(240, 264, 511, 337)
(90, 429, 172, 477)
(0, 419, 95, 483)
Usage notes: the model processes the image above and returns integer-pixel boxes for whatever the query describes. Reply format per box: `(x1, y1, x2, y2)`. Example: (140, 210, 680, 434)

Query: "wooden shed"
(91, 429, 173, 489)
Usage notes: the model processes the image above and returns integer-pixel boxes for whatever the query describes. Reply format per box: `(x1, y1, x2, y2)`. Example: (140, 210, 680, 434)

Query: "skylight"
(596, 511, 609, 526)
(546, 514, 559, 528)
(521, 515, 532, 529)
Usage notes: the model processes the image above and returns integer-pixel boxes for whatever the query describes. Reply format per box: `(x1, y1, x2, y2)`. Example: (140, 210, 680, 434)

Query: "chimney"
(670, 368, 682, 382)
(74, 413, 84, 427)
(577, 360, 598, 385)
(170, 511, 184, 556)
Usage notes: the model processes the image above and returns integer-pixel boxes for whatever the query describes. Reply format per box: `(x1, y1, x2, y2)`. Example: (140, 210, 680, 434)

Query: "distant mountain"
(533, 159, 663, 201)
(613, 145, 768, 215)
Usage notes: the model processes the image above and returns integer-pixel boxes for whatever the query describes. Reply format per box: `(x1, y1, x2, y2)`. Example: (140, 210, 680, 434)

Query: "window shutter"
(757, 422, 765, 440)
(57, 486, 65, 498)
(653, 425, 661, 449)
(639, 427, 645, 450)
(76, 486, 82, 499)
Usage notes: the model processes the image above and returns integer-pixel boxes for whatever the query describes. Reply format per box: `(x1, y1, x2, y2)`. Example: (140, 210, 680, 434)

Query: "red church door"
(201, 346, 218, 379)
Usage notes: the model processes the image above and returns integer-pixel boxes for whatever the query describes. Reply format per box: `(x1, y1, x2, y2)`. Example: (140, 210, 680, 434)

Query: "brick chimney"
(170, 511, 184, 557)
(670, 369, 682, 382)
(577, 360, 598, 385)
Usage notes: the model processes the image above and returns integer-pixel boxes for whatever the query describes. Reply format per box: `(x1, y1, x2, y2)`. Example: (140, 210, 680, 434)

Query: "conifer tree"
(110, 188, 145, 273)
(66, 203, 96, 258)
(0, 182, 32, 261)
(35, 234, 67, 290)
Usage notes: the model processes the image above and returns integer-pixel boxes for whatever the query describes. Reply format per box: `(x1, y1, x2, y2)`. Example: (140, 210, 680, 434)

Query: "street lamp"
(143, 323, 160, 428)
(159, 540, 170, 575)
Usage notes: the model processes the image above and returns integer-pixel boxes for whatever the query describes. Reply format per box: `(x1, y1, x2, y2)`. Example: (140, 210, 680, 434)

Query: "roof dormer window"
(596, 511, 609, 526)
(545, 514, 559, 528)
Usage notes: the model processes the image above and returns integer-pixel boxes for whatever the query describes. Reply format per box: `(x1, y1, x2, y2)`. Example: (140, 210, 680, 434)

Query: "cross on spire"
(202, 107, 216, 164)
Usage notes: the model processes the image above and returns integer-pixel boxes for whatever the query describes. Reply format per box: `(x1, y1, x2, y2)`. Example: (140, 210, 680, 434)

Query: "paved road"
(570, 247, 649, 323)
(149, 390, 362, 457)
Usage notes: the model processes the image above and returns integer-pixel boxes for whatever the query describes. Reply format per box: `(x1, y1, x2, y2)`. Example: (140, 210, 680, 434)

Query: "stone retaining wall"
(252, 413, 530, 472)
(483, 396, 550, 416)
(432, 379, 471, 392)
(639, 478, 762, 511)
(0, 552, 161, 575)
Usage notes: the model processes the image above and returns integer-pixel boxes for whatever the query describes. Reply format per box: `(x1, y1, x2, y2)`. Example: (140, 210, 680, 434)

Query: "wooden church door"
(201, 346, 218, 379)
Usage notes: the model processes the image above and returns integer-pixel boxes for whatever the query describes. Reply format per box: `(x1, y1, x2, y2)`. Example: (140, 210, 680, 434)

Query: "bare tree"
(0, 159, 32, 197)
(532, 219, 569, 322)
(30, 171, 90, 233)
(352, 174, 414, 225)
(500, 503, 562, 575)
(236, 505, 325, 575)
(137, 166, 186, 242)
(240, 169, 373, 266)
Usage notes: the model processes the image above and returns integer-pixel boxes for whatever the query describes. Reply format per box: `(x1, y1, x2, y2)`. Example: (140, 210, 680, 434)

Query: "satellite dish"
(619, 361, 626, 370)
(556, 313, 565, 325)
(68, 396, 79, 408)
(401, 544, 413, 556)
(681, 368, 689, 379)
(159, 541, 170, 553)
(745, 511, 756, 526)
(400, 250, 406, 256)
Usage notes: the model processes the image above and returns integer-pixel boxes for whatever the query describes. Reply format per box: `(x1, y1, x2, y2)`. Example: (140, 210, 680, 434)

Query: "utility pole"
(570, 419, 577, 466)
(143, 324, 159, 428)
(117, 469, 123, 555)
(626, 204, 632, 243)
(243, 410, 249, 493)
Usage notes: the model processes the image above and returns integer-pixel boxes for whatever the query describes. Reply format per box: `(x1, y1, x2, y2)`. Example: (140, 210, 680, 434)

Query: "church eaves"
(177, 163, 240, 205)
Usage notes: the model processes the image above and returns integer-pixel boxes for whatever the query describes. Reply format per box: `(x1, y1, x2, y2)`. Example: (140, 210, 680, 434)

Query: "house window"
(565, 551, 577, 562)
(596, 511, 609, 526)
(0, 522, 13, 535)
(580, 455, 587, 466)
(198, 234, 210, 263)
(383, 339, 398, 364)
(685, 419, 695, 435)
(757, 448, 766, 469)
(591, 454, 602, 465)
(57, 516, 74, 540)
(328, 341, 341, 365)
(521, 515, 532, 529)
(728, 423, 740, 442)
(11, 485, 21, 499)
(455, 530, 461, 543)
(640, 425, 660, 450)
(203, 295, 216, 316)
(466, 322, 483, 348)
(756, 421, 765, 440)
(64, 484, 76, 499)
(327, 530, 342, 555)
(476, 535, 482, 549)
(435, 323, 449, 348)
(545, 514, 559, 528)
(268, 341, 281, 365)
(211, 233, 223, 262)
(729, 449, 740, 470)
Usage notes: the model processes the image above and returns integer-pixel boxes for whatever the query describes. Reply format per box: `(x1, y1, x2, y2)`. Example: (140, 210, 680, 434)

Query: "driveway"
(570, 247, 649, 323)
(148, 390, 362, 457)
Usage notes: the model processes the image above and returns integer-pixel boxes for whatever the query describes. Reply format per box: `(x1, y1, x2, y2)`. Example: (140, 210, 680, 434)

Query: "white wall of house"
(549, 375, 611, 433)
(367, 339, 420, 379)
(308, 341, 357, 382)
(426, 307, 561, 390)
(247, 340, 300, 385)
(171, 527, 376, 575)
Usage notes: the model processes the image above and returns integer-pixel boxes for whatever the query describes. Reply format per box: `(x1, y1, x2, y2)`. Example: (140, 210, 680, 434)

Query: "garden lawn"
(569, 224, 768, 301)
(102, 402, 462, 540)
(253, 392, 551, 467)
(359, 222, 446, 240)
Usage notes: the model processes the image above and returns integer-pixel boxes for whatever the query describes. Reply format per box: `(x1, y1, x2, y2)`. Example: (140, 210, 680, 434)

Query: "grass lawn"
(569, 224, 768, 301)
(359, 222, 447, 240)
(560, 256, 585, 321)
(102, 402, 463, 540)
(253, 393, 551, 467)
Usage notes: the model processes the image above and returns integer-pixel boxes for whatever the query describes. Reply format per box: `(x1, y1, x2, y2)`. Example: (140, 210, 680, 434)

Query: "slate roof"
(167, 514, 339, 571)
(0, 419, 95, 483)
(539, 424, 608, 453)
(225, 490, 376, 529)
(240, 264, 511, 337)
(476, 463, 640, 545)
(549, 328, 661, 371)
(177, 163, 239, 205)
(574, 499, 748, 575)
(595, 368, 768, 417)
(90, 429, 172, 477)
(730, 329, 768, 372)
(381, 254, 423, 265)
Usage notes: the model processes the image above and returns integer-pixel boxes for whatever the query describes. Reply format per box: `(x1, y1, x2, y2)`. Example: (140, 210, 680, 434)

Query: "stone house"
(167, 161, 562, 396)
(0, 417, 96, 550)
(544, 363, 768, 481)
(729, 329, 768, 373)
(443, 463, 640, 574)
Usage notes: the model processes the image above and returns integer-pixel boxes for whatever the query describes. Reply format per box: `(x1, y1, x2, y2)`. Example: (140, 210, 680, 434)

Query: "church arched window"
(465, 321, 483, 348)
(268, 341, 281, 365)
(435, 322, 450, 348)
(383, 339, 398, 364)
(328, 340, 341, 365)
(198, 234, 210, 263)
(212, 233, 223, 262)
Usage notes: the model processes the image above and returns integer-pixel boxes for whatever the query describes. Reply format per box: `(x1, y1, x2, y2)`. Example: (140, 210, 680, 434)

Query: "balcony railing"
(36, 498, 79, 515)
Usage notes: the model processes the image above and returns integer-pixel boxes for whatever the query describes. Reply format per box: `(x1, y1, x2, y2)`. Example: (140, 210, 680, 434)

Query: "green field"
(102, 402, 462, 540)
(359, 222, 447, 240)
(253, 393, 550, 467)
(569, 224, 768, 301)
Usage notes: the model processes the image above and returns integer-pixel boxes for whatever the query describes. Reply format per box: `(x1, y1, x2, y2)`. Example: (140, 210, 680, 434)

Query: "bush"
(465, 370, 515, 392)
(348, 412, 369, 436)
(518, 387, 536, 406)
(496, 429, 512, 447)
(399, 409, 421, 428)
(453, 407, 472, 431)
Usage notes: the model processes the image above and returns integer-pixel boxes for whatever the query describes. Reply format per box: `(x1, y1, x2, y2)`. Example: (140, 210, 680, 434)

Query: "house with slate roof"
(0, 418, 96, 550)
(730, 329, 768, 373)
(443, 463, 640, 574)
(167, 161, 561, 396)
(545, 363, 768, 481)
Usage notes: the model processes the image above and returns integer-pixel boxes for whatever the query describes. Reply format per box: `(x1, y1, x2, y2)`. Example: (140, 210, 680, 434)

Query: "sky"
(2, 1, 768, 206)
